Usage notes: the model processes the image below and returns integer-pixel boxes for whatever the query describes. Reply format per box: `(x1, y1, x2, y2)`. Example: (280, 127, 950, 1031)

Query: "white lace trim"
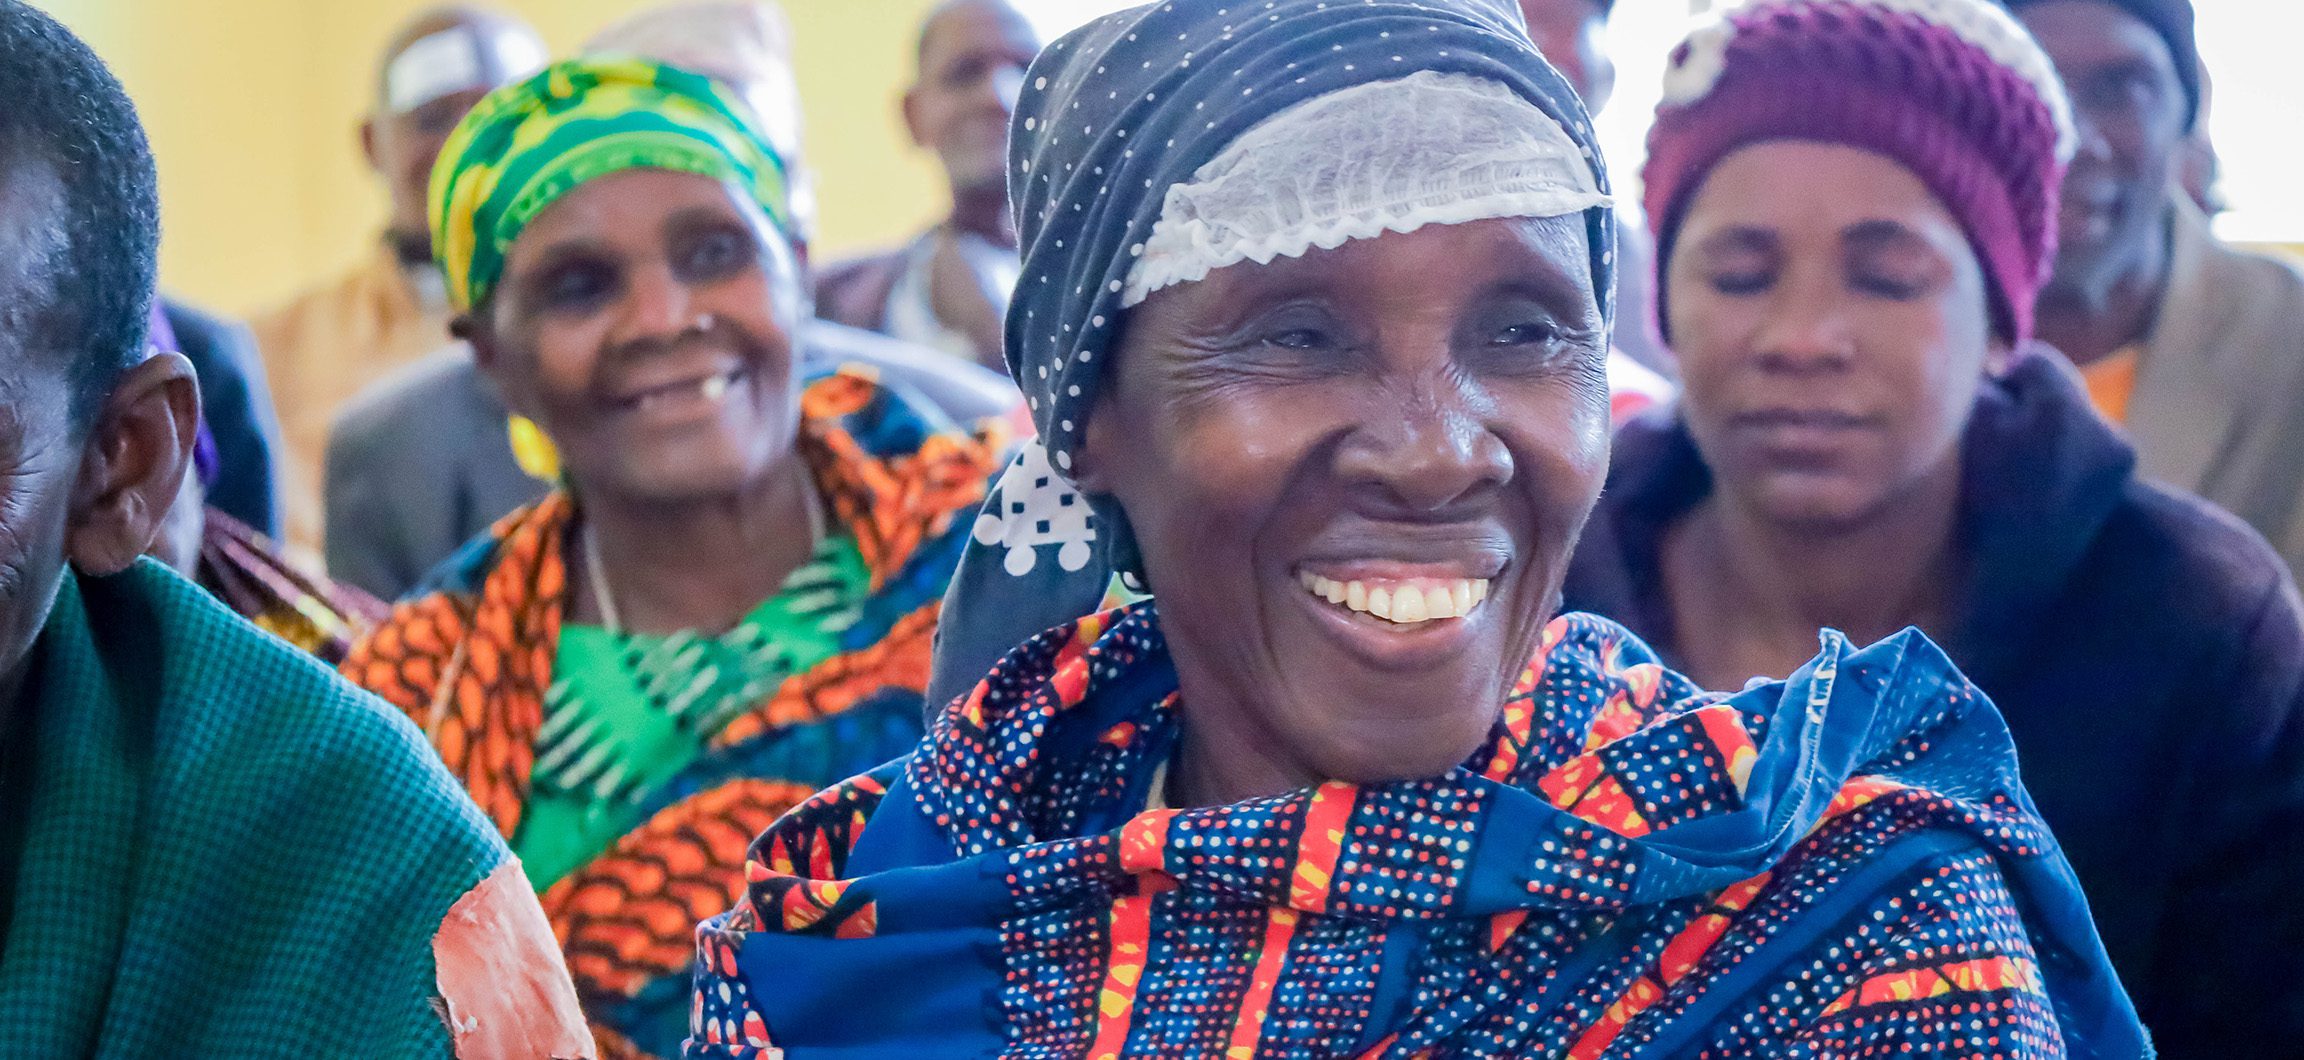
(1121, 71, 1609, 309)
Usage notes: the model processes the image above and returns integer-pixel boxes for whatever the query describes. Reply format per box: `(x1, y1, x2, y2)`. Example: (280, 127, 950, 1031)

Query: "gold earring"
(507, 415, 562, 483)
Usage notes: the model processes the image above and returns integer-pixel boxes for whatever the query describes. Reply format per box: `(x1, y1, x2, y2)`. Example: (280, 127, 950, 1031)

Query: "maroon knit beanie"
(1642, 0, 2074, 344)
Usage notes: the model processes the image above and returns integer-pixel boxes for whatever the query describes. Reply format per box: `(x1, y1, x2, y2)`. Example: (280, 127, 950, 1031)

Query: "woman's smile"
(1288, 557, 1502, 670)
(604, 360, 750, 422)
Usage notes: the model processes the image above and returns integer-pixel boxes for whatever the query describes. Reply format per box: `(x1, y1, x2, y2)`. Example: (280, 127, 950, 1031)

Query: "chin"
(607, 454, 762, 506)
(1284, 666, 1518, 784)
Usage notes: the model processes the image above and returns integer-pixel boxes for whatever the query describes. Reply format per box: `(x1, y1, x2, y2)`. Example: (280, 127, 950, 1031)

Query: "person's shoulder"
(109, 564, 493, 842)
(803, 317, 1019, 426)
(813, 247, 907, 292)
(2098, 477, 2294, 627)
(249, 259, 379, 339)
(159, 298, 253, 355)
(330, 342, 488, 446)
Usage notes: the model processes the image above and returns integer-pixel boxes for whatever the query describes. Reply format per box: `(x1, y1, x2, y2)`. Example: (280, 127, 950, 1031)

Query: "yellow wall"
(46, 0, 947, 318)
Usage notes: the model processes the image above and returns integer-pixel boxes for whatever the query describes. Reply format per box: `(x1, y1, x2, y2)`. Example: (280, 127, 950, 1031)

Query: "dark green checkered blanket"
(0, 560, 509, 1056)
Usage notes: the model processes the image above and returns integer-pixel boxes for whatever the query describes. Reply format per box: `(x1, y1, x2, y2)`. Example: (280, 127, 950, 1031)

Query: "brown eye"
(540, 260, 618, 312)
(1491, 322, 1559, 347)
(677, 228, 754, 283)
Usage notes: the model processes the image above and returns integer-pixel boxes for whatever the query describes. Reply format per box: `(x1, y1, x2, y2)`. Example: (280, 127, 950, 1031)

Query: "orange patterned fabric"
(342, 369, 998, 1059)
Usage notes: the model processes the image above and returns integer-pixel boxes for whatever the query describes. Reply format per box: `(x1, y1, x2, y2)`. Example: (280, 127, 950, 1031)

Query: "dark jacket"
(1563, 353, 2304, 1057)
(165, 299, 285, 538)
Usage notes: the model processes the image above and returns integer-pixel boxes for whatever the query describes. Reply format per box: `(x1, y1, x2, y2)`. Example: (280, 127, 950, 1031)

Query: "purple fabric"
(149, 300, 219, 489)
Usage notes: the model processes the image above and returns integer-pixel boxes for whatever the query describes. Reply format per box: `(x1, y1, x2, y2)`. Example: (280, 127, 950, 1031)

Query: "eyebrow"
(1691, 227, 1778, 256)
(1840, 219, 1937, 256)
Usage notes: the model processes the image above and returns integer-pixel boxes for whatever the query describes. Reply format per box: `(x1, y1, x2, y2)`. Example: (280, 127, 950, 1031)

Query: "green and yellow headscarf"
(429, 55, 794, 314)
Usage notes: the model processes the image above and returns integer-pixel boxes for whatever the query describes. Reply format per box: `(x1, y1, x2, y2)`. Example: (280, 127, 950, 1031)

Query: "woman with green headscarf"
(343, 56, 1002, 1060)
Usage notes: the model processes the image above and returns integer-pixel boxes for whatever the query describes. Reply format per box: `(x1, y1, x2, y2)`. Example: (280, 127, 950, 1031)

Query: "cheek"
(515, 321, 611, 418)
(1661, 290, 1754, 410)
(1123, 391, 1322, 556)
(1500, 379, 1610, 530)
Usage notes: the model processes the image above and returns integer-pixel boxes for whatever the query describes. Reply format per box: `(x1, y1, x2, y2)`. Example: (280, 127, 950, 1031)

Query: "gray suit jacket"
(2129, 201, 2304, 575)
(323, 319, 1021, 601)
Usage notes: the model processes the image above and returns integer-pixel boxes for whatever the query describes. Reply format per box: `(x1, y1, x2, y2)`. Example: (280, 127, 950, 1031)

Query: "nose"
(2069, 105, 2115, 168)
(612, 263, 698, 348)
(1335, 371, 1514, 516)
(1750, 272, 1855, 375)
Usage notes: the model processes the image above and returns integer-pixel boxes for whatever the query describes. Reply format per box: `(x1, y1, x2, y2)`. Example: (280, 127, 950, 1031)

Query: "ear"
(66, 352, 199, 576)
(900, 86, 931, 150)
(360, 117, 383, 175)
(1067, 396, 1119, 496)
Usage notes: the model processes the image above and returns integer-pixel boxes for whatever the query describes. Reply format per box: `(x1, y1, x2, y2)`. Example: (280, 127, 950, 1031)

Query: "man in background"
(2014, 0, 2304, 575)
(814, 0, 1040, 372)
(251, 5, 543, 550)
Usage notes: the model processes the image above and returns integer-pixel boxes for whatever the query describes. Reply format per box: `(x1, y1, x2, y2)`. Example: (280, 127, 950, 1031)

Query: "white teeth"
(699, 373, 731, 401)
(1300, 572, 1493, 626)
(1391, 587, 1427, 623)
(1424, 585, 1456, 620)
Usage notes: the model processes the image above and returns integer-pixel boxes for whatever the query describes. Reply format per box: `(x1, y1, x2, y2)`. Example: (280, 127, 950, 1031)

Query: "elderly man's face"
(1082, 215, 1609, 789)
(2018, 0, 2188, 285)
(905, 1, 1041, 198)
(0, 162, 90, 700)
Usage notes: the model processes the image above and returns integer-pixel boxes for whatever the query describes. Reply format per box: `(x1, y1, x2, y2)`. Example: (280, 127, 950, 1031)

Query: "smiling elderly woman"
(341, 57, 1002, 1058)
(682, 1, 2146, 1056)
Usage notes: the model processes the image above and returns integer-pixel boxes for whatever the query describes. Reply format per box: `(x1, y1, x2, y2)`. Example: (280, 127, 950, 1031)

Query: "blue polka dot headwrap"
(927, 0, 1617, 708)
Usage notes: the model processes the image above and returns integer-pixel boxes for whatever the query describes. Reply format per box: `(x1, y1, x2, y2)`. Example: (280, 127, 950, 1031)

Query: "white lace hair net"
(1120, 70, 1613, 308)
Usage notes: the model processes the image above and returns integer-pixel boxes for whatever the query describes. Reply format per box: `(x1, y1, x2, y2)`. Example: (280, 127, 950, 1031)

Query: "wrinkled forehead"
(0, 155, 67, 345)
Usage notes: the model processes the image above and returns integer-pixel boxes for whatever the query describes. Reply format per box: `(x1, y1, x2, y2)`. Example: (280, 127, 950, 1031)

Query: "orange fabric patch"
(433, 860, 596, 1059)
(2081, 346, 2140, 424)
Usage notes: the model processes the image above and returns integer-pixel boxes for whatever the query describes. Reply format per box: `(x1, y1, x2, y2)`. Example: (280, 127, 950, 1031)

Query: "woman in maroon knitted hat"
(1563, 0, 2304, 1052)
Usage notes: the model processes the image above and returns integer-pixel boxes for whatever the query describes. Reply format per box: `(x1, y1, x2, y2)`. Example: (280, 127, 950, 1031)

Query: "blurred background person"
(343, 56, 1003, 1058)
(1519, 0, 1677, 409)
(323, 0, 1024, 602)
(814, 0, 1040, 372)
(1564, 0, 2304, 1050)
(251, 5, 544, 553)
(160, 297, 285, 538)
(146, 308, 385, 664)
(2011, 0, 2304, 575)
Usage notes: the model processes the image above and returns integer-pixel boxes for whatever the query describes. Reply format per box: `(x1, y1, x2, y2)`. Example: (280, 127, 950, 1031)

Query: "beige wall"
(46, 0, 947, 318)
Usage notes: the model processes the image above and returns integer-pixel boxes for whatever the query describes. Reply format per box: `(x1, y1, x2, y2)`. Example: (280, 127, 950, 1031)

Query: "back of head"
(0, 0, 158, 427)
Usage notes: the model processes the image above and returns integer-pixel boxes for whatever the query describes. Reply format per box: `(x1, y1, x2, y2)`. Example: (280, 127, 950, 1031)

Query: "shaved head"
(915, 0, 1035, 68)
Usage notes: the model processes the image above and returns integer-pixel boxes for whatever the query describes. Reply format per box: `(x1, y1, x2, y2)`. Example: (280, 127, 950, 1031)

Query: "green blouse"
(514, 532, 871, 891)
